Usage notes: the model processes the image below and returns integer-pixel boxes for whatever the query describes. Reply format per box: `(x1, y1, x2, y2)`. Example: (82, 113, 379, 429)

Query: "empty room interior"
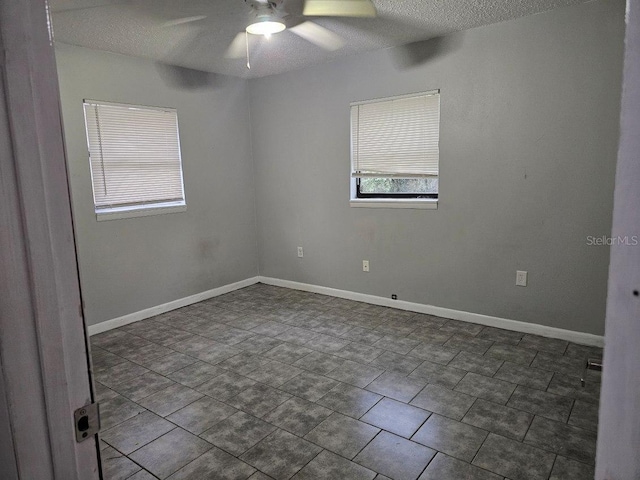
(42, 0, 628, 478)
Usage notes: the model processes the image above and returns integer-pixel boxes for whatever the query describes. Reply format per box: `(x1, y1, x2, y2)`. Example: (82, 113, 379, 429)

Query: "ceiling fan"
(53, 0, 453, 87)
(164, 0, 378, 68)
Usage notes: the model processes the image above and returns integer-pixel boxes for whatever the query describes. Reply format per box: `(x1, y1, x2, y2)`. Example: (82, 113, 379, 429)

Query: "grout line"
(415, 450, 437, 479)
(461, 395, 480, 422)
(348, 429, 383, 465)
(468, 447, 510, 479)
(469, 431, 489, 465)
(520, 410, 537, 443)
(286, 447, 324, 479)
(547, 454, 559, 480)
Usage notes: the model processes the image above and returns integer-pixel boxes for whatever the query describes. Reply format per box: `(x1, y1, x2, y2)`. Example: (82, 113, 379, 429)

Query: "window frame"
(82, 99, 187, 221)
(349, 90, 440, 209)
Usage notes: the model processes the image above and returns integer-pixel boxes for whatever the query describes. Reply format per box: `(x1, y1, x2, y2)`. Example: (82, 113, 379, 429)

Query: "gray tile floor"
(93, 283, 602, 480)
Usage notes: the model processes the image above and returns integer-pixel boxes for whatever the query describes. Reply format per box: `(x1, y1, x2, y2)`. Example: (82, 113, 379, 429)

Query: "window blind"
(351, 91, 440, 178)
(83, 101, 185, 211)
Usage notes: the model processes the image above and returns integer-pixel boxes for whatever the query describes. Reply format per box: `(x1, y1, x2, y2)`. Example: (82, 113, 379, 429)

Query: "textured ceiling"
(50, 0, 591, 78)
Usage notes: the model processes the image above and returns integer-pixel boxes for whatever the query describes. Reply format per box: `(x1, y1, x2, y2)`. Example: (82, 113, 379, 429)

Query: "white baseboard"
(259, 276, 605, 347)
(87, 277, 260, 335)
(88, 274, 604, 348)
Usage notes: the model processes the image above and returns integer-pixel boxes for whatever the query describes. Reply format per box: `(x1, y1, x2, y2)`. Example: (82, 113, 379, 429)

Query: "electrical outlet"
(297, 247, 303, 258)
(516, 270, 528, 287)
(362, 260, 370, 272)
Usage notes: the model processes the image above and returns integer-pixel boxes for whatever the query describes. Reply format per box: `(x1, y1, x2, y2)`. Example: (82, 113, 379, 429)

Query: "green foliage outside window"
(359, 178, 438, 194)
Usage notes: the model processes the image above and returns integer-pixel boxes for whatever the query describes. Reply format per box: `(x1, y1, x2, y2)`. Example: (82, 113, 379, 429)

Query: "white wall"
(56, 45, 259, 326)
(56, 0, 625, 337)
(250, 0, 625, 335)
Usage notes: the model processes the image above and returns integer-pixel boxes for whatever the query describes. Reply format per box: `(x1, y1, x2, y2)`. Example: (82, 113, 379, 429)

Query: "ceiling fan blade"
(281, 0, 305, 17)
(50, 0, 130, 13)
(224, 32, 247, 59)
(303, 0, 376, 18)
(289, 21, 344, 51)
(155, 62, 226, 90)
(392, 35, 464, 68)
(161, 15, 207, 28)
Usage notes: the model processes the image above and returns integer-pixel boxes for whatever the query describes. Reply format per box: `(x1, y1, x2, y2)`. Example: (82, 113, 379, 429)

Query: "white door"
(0, 0, 101, 478)
(595, 0, 640, 478)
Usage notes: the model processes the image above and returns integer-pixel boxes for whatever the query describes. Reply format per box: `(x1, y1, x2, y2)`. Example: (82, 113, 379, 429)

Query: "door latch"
(74, 402, 100, 442)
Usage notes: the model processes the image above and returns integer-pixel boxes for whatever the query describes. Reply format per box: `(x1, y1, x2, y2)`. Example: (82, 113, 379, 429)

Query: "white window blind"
(83, 100, 186, 212)
(351, 91, 440, 178)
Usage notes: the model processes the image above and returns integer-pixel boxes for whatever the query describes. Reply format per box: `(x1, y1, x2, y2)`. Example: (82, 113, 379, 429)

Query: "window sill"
(96, 203, 187, 221)
(349, 198, 438, 210)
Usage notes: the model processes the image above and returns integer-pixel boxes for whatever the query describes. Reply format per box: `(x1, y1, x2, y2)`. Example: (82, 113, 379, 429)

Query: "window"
(83, 100, 186, 220)
(350, 90, 440, 208)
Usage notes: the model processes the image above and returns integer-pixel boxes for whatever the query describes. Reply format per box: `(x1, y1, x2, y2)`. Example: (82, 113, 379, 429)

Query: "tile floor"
(92, 283, 602, 480)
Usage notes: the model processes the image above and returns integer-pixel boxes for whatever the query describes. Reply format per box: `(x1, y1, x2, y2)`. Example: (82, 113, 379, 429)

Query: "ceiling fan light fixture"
(246, 18, 286, 36)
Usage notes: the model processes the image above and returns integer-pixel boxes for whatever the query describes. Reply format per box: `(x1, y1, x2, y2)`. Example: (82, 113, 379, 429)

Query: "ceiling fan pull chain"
(246, 31, 251, 69)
